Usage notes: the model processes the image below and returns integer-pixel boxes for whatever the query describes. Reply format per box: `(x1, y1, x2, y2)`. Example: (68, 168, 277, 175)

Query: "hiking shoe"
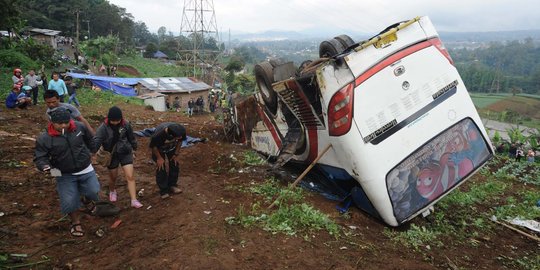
(171, 187, 183, 194)
(160, 194, 170, 199)
(109, 190, 117, 202)
(131, 199, 143, 209)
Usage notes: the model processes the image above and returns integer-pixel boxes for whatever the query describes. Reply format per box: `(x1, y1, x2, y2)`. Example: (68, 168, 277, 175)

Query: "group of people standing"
(6, 68, 80, 109)
(166, 91, 231, 117)
(33, 90, 188, 237)
(496, 142, 536, 163)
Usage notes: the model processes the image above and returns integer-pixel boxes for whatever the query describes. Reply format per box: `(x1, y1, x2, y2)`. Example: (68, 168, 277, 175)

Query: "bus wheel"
(255, 61, 278, 114)
(269, 58, 285, 68)
(319, 38, 347, 58)
(334, 34, 355, 49)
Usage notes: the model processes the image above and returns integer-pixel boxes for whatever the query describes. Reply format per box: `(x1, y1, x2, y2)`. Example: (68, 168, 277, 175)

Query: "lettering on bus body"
(252, 134, 275, 154)
(386, 118, 491, 223)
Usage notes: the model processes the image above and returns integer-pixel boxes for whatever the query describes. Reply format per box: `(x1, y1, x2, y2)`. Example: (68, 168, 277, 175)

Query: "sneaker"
(171, 187, 183, 194)
(109, 190, 117, 202)
(160, 194, 170, 199)
(131, 199, 143, 208)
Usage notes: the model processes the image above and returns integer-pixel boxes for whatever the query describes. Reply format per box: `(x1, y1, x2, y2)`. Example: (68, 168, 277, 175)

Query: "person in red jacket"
(34, 107, 100, 237)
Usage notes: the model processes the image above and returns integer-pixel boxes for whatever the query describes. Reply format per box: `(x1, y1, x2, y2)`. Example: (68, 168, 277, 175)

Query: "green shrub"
(384, 224, 443, 252)
(0, 49, 37, 70)
(226, 179, 340, 237)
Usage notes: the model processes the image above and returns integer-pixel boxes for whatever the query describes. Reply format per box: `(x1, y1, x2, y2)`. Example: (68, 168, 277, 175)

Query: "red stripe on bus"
(354, 40, 433, 86)
(256, 104, 282, 149)
(307, 129, 319, 162)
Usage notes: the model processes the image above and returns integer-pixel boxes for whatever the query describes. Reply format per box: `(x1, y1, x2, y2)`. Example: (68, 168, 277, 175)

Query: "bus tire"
(255, 61, 278, 114)
(319, 38, 347, 58)
(269, 58, 285, 68)
(334, 34, 355, 49)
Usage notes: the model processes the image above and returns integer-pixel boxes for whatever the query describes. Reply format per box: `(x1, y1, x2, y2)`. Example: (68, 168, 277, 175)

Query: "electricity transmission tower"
(179, 0, 220, 79)
(490, 63, 502, 94)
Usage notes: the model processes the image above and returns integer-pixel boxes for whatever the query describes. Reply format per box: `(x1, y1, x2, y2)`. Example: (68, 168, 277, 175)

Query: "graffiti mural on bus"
(387, 118, 491, 222)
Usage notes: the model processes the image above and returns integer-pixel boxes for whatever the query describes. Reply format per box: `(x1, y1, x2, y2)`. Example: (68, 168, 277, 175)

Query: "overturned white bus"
(234, 16, 493, 226)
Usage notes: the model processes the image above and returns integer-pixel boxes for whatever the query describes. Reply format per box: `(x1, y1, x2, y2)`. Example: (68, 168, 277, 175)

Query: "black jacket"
(34, 121, 95, 174)
(149, 122, 185, 153)
(93, 119, 137, 154)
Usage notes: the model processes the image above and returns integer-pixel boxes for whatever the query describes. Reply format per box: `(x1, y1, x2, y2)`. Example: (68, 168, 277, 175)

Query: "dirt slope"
(0, 103, 537, 269)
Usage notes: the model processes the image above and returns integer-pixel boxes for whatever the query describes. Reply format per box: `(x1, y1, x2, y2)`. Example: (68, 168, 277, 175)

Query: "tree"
(18, 0, 135, 43)
(80, 35, 120, 62)
(452, 38, 540, 94)
(158, 38, 179, 60)
(225, 56, 245, 73)
(0, 0, 23, 35)
(144, 42, 158, 58)
(229, 73, 255, 94)
(157, 26, 167, 44)
(133, 21, 157, 46)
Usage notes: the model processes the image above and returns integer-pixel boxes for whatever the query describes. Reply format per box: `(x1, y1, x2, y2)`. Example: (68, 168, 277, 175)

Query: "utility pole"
(84, 20, 90, 39)
(75, 9, 80, 45)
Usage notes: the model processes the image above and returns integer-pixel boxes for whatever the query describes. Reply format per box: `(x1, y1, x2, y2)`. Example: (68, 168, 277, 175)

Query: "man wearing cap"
(34, 107, 100, 237)
(149, 122, 187, 198)
(44, 90, 95, 136)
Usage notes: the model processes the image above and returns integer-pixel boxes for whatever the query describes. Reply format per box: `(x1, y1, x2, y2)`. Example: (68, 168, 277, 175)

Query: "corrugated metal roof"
(27, 28, 61, 36)
(139, 77, 211, 93)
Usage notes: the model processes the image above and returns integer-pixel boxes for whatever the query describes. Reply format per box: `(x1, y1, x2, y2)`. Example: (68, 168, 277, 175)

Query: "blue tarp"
(91, 80, 137, 96)
(65, 73, 141, 85)
(66, 72, 142, 97)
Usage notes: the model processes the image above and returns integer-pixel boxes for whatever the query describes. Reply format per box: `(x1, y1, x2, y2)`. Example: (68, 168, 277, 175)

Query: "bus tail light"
(429, 38, 454, 65)
(328, 84, 354, 136)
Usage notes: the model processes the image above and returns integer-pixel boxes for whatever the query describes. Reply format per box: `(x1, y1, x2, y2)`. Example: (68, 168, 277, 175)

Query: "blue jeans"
(68, 93, 80, 107)
(55, 171, 100, 214)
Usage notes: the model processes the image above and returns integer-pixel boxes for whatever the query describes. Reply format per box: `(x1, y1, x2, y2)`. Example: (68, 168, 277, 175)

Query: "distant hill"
(440, 30, 540, 43)
(232, 29, 540, 43)
(231, 29, 368, 42)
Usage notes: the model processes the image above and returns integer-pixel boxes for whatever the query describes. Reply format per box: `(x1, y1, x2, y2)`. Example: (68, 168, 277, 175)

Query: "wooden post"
(267, 144, 333, 209)
(491, 219, 540, 242)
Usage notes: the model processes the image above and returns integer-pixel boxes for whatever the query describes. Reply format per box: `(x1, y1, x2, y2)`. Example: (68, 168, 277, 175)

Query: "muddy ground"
(0, 102, 538, 270)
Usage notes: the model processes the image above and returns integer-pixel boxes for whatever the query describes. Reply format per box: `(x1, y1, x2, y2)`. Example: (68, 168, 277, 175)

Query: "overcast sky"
(108, 0, 540, 35)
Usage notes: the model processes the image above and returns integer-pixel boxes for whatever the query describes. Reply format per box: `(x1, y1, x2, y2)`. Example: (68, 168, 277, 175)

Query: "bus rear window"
(386, 118, 492, 223)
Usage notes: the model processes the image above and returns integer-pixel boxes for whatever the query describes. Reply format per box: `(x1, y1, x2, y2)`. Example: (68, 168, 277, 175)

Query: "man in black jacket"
(34, 107, 100, 237)
(149, 122, 187, 198)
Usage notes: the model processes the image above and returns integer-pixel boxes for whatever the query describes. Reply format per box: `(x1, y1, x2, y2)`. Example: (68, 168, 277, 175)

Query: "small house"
(137, 77, 212, 110)
(138, 92, 168, 112)
(26, 28, 61, 48)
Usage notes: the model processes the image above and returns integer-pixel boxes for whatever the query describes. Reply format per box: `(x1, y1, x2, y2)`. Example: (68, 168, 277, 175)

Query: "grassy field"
(470, 92, 540, 108)
(118, 56, 192, 77)
(469, 92, 540, 129)
(469, 93, 507, 109)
